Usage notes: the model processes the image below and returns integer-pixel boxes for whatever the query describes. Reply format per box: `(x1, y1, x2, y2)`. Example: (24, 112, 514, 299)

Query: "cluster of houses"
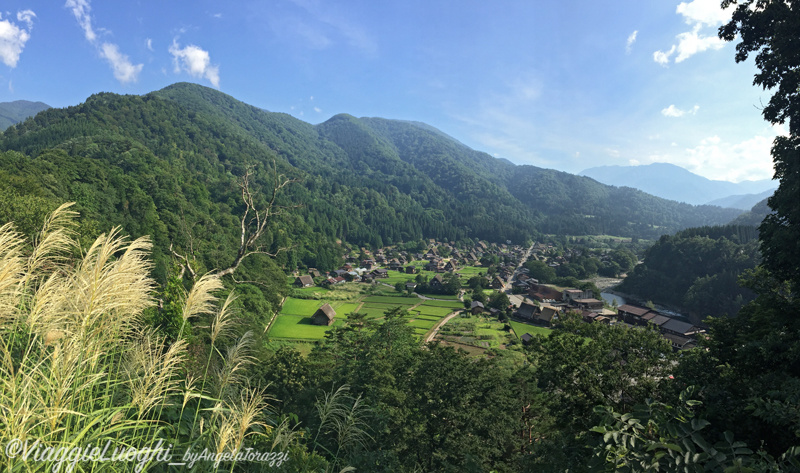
(512, 288, 704, 351)
(513, 286, 609, 326)
(293, 239, 530, 290)
(616, 304, 704, 350)
(293, 264, 389, 288)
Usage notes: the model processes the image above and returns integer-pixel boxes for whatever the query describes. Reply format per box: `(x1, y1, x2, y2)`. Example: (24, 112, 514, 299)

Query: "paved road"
(502, 243, 535, 294)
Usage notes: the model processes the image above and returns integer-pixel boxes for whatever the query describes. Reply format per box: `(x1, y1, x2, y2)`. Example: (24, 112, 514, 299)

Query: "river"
(600, 292, 625, 307)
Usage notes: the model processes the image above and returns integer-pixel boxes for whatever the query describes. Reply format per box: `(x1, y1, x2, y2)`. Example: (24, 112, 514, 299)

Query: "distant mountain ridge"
(706, 188, 774, 210)
(579, 163, 776, 206)
(0, 100, 50, 130)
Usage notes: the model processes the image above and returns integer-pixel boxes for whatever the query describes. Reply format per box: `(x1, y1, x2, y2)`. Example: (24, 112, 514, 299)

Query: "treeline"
(618, 225, 760, 319)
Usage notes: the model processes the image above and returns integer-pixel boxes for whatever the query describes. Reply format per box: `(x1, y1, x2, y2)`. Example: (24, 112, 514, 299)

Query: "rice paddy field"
(268, 290, 462, 341)
(434, 314, 515, 350)
(509, 319, 553, 338)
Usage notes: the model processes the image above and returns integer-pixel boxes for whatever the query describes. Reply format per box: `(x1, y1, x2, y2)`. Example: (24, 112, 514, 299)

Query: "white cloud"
(100, 42, 143, 83)
(629, 159, 641, 166)
(654, 0, 732, 65)
(65, 0, 96, 42)
(626, 30, 638, 54)
(65, 0, 142, 83)
(16, 10, 35, 29)
(169, 39, 220, 88)
(0, 10, 35, 68)
(682, 131, 776, 182)
(314, 106, 322, 113)
(146, 38, 153, 51)
(676, 0, 731, 27)
(653, 45, 675, 66)
(674, 25, 725, 62)
(661, 104, 699, 117)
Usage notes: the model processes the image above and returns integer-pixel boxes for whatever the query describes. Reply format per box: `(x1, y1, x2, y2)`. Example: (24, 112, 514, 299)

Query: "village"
(272, 237, 705, 354)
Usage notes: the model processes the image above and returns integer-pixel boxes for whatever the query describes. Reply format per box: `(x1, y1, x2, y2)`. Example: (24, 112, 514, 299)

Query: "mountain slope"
(729, 197, 772, 227)
(705, 188, 773, 210)
(0, 100, 50, 130)
(0, 83, 743, 266)
(580, 163, 776, 205)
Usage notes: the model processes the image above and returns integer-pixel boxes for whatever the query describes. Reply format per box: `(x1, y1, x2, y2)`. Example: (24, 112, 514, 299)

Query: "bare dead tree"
(170, 242, 197, 280)
(171, 160, 299, 280)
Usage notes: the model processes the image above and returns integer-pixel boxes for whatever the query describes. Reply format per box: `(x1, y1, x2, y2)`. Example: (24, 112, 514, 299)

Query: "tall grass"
(0, 204, 275, 472)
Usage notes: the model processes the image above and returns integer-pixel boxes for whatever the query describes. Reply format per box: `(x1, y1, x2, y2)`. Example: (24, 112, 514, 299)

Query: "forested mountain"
(729, 197, 772, 226)
(0, 82, 742, 282)
(0, 100, 50, 130)
(617, 225, 760, 320)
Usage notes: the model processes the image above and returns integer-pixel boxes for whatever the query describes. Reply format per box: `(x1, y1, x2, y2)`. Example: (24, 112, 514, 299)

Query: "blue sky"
(0, 0, 782, 183)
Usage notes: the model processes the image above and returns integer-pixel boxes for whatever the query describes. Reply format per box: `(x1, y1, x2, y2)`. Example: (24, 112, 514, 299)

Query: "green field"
(419, 299, 464, 308)
(416, 306, 458, 317)
(456, 266, 484, 280)
(417, 293, 460, 300)
(509, 320, 553, 338)
(269, 315, 332, 340)
(362, 295, 419, 305)
(333, 302, 360, 317)
(382, 272, 417, 285)
(361, 302, 412, 311)
(280, 297, 324, 316)
(271, 283, 460, 341)
(406, 318, 438, 329)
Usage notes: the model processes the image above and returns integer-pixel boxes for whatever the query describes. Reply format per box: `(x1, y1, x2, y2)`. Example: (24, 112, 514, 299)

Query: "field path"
(425, 311, 460, 343)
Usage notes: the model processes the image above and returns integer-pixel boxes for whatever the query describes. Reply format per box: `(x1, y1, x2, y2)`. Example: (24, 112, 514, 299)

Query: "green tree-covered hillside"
(617, 225, 760, 320)
(0, 82, 743, 284)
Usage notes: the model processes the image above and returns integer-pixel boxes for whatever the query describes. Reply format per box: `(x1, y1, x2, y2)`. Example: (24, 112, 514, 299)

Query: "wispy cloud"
(661, 104, 699, 117)
(169, 39, 220, 88)
(653, 45, 675, 65)
(99, 43, 143, 83)
(65, 0, 95, 42)
(654, 0, 730, 65)
(0, 10, 36, 68)
(64, 0, 142, 83)
(271, 0, 377, 55)
(626, 30, 638, 54)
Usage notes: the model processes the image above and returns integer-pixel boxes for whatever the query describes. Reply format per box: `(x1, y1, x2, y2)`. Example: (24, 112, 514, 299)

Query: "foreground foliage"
(0, 205, 331, 472)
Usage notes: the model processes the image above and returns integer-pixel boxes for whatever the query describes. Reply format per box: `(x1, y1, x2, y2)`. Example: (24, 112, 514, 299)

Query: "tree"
(488, 290, 510, 311)
(171, 162, 298, 280)
(524, 260, 556, 283)
(720, 0, 800, 287)
(588, 388, 800, 472)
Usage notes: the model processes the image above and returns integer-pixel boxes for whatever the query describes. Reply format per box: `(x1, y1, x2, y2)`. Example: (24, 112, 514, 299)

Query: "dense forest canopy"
(618, 225, 760, 320)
